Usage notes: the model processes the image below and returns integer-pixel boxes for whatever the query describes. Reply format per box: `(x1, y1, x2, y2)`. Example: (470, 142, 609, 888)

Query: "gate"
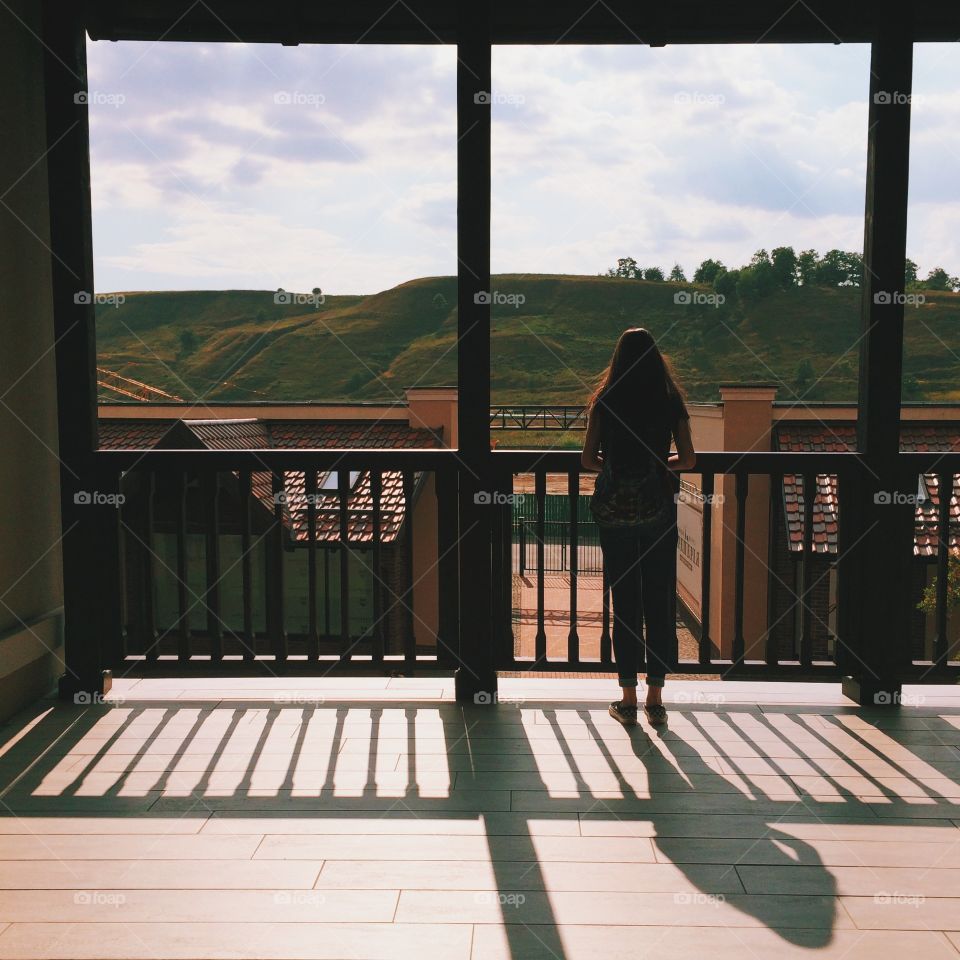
(513, 494, 601, 575)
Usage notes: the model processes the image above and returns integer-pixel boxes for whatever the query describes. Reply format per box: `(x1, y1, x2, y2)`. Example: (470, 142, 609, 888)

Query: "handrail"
(96, 448, 459, 471)
(492, 450, 867, 473)
(896, 452, 960, 471)
(97, 447, 960, 475)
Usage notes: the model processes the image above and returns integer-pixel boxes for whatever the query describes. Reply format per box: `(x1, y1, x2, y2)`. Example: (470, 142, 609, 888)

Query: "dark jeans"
(598, 515, 677, 688)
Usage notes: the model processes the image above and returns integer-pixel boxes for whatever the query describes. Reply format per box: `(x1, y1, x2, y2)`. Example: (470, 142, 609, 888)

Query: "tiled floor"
(0, 677, 959, 958)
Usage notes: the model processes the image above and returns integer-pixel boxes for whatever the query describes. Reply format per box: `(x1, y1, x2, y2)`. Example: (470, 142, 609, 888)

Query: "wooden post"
(454, 0, 496, 703)
(843, 21, 915, 705)
(42, 2, 112, 700)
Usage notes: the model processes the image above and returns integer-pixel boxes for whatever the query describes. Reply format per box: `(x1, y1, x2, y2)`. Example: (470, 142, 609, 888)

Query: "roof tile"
(774, 423, 959, 556)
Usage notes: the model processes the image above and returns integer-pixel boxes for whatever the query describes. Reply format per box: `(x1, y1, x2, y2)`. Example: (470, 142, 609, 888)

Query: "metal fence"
(513, 493, 601, 574)
(515, 520, 602, 574)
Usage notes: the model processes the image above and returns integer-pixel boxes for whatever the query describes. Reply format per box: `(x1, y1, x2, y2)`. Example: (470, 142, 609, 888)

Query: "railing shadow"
(0, 694, 959, 958)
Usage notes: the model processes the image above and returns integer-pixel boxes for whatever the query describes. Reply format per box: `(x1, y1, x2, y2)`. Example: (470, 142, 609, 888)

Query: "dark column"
(42, 3, 113, 699)
(843, 22, 915, 706)
(454, 1, 496, 703)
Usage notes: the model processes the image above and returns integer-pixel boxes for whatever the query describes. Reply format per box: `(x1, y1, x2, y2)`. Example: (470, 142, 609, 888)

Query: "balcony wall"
(0, 0, 65, 721)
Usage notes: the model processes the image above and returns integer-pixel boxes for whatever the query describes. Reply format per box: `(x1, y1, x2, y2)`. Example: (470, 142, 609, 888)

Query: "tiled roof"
(97, 419, 172, 449)
(97, 418, 440, 451)
(186, 419, 273, 449)
(269, 420, 438, 449)
(251, 470, 412, 544)
(915, 472, 960, 557)
(774, 423, 959, 557)
(901, 424, 960, 454)
(97, 416, 442, 545)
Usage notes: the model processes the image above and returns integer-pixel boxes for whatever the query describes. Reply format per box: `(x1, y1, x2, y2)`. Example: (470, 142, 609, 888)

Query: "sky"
(86, 40, 960, 295)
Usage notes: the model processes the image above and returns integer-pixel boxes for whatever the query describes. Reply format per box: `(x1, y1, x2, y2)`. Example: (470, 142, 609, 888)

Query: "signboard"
(676, 482, 703, 623)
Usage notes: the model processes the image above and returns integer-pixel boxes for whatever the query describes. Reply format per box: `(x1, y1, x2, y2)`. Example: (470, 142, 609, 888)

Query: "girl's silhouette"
(582, 327, 696, 726)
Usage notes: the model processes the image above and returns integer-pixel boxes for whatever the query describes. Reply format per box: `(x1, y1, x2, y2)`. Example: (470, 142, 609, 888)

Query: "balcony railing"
(94, 449, 458, 676)
(496, 450, 960, 680)
(91, 446, 960, 684)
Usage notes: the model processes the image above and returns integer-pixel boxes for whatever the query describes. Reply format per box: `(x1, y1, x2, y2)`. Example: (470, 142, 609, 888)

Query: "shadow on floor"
(1, 694, 959, 958)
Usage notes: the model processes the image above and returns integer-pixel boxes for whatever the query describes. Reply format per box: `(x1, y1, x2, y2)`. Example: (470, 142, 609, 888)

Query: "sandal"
(644, 702, 668, 726)
(608, 700, 638, 727)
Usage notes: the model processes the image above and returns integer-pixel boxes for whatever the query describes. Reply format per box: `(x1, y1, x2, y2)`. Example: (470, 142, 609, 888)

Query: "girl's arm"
(667, 417, 696, 472)
(581, 406, 603, 472)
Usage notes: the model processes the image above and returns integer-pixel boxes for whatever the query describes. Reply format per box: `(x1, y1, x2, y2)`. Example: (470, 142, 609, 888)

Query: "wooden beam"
(843, 16, 916, 705)
(42, 0, 114, 699)
(84, 1, 960, 45)
(454, 0, 496, 703)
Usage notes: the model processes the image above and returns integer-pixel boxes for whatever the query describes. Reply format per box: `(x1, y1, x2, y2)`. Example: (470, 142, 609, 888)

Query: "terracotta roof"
(186, 419, 273, 449)
(97, 418, 440, 451)
(774, 423, 959, 557)
(269, 420, 438, 449)
(98, 419, 172, 449)
(901, 424, 960, 454)
(251, 469, 413, 544)
(915, 472, 960, 557)
(97, 416, 442, 545)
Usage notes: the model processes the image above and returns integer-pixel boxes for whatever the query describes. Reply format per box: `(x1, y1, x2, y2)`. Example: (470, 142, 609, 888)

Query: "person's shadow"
(529, 702, 837, 950)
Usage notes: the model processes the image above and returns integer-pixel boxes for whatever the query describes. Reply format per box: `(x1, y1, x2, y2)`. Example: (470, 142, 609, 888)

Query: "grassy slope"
(95, 276, 960, 405)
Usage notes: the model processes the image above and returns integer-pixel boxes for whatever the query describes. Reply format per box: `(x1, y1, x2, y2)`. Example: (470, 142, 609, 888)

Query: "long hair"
(588, 327, 684, 428)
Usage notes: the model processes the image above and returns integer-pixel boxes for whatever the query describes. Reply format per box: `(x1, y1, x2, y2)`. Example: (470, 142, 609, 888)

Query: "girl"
(581, 328, 696, 726)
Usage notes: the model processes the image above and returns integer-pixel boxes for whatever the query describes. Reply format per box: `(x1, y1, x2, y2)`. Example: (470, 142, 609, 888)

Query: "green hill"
(95, 275, 960, 405)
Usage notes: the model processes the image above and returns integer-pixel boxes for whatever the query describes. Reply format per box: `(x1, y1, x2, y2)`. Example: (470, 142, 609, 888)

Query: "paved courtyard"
(512, 573, 700, 663)
(0, 677, 959, 958)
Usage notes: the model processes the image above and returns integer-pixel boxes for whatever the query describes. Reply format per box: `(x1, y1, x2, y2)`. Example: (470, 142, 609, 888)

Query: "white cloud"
(87, 40, 960, 293)
(99, 206, 439, 293)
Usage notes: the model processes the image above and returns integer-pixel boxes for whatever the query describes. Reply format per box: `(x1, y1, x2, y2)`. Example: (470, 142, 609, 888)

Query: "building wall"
(688, 386, 776, 658)
(410, 473, 440, 651)
(768, 501, 836, 661)
(0, 0, 65, 721)
(405, 387, 458, 448)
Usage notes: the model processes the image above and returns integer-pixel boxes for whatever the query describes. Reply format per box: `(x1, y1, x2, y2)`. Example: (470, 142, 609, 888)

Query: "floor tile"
(395, 889, 848, 927)
(472, 925, 958, 960)
(0, 922, 471, 959)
